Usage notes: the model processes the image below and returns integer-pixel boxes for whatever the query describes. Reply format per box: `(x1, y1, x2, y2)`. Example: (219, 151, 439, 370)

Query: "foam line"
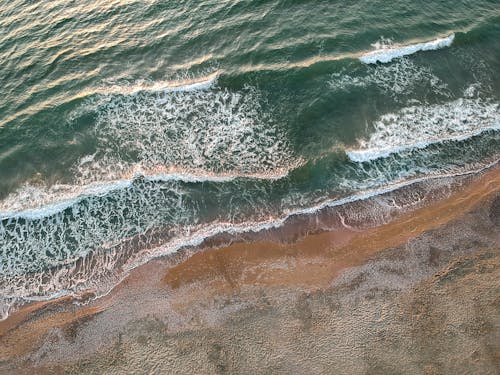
(359, 34, 455, 64)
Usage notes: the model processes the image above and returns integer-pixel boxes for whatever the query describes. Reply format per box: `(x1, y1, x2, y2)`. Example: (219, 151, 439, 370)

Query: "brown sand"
(162, 166, 499, 291)
(0, 167, 499, 374)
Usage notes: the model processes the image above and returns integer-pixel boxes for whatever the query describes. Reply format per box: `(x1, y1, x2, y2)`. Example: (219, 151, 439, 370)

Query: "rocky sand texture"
(0, 167, 499, 374)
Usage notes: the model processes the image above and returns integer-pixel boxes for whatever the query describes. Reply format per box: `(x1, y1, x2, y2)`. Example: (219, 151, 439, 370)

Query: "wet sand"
(0, 166, 499, 374)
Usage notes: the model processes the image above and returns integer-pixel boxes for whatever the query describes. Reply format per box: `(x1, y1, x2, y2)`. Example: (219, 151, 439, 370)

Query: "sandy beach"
(0, 166, 499, 374)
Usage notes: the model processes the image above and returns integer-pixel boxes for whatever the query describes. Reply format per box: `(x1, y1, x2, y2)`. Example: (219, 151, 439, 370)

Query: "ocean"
(0, 0, 499, 319)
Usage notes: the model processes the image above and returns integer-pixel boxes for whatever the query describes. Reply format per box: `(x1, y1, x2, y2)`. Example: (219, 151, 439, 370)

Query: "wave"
(347, 97, 500, 162)
(91, 72, 220, 96)
(0, 166, 296, 218)
(0, 74, 301, 214)
(359, 34, 455, 64)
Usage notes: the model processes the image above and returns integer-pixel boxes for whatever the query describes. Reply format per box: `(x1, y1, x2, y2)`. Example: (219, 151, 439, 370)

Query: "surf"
(347, 97, 500, 163)
(1, 159, 498, 321)
(0, 166, 298, 219)
(359, 34, 455, 64)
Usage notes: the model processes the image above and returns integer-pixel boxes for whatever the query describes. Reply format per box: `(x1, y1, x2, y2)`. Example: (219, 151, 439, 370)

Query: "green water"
(0, 0, 499, 312)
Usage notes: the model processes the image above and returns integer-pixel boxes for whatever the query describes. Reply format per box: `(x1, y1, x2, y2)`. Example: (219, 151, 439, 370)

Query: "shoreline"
(2, 164, 499, 325)
(0, 164, 499, 372)
(2, 161, 497, 320)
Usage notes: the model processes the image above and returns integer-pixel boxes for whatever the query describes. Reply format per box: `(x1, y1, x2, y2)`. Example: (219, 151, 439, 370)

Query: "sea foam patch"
(360, 34, 455, 64)
(0, 179, 195, 276)
(329, 57, 450, 100)
(76, 80, 294, 184)
(347, 98, 500, 162)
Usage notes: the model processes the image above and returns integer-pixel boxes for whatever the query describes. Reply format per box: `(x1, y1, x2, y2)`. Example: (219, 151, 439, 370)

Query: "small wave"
(347, 98, 500, 162)
(90, 72, 220, 96)
(359, 34, 455, 64)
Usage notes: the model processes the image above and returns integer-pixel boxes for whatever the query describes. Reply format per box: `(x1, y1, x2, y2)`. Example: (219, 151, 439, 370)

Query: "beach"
(1, 165, 498, 374)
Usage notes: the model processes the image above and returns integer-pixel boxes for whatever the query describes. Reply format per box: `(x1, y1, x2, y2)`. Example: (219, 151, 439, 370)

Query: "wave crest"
(347, 98, 500, 162)
(359, 34, 455, 64)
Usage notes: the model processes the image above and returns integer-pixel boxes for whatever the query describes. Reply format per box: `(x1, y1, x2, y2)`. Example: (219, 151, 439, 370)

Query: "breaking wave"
(359, 34, 455, 64)
(0, 77, 299, 214)
(347, 97, 500, 162)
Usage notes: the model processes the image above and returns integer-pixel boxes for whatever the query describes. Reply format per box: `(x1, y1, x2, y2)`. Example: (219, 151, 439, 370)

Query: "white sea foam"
(329, 57, 450, 100)
(359, 34, 455, 64)
(347, 98, 500, 162)
(75, 80, 295, 184)
(0, 178, 198, 288)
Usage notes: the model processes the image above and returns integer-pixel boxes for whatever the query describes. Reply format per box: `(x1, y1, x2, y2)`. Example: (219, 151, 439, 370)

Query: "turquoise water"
(1, 0, 499, 314)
